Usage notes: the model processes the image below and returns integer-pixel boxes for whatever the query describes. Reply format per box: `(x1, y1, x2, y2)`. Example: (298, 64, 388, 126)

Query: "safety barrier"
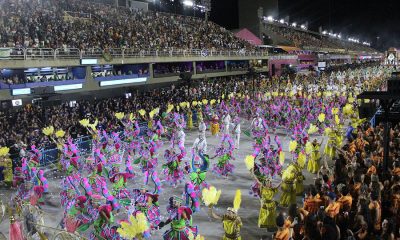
(4, 48, 268, 60)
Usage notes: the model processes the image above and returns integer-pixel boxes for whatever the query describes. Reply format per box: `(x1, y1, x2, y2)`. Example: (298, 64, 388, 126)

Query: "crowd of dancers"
(0, 63, 398, 240)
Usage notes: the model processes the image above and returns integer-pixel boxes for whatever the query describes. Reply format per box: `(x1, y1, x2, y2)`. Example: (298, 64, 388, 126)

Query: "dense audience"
(0, 71, 78, 85)
(265, 23, 376, 53)
(0, 0, 252, 51)
(0, 75, 251, 156)
(273, 120, 400, 240)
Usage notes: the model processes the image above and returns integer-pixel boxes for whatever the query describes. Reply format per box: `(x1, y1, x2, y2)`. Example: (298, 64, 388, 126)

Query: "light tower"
(199, 0, 211, 21)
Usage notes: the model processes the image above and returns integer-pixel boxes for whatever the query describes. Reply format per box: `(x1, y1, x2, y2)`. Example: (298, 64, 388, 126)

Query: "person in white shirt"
(192, 133, 207, 155)
(222, 111, 231, 134)
(198, 118, 206, 139)
(251, 113, 263, 132)
(177, 126, 186, 147)
(232, 117, 241, 149)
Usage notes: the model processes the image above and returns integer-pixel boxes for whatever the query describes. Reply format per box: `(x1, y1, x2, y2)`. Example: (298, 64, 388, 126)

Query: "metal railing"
(4, 48, 268, 61)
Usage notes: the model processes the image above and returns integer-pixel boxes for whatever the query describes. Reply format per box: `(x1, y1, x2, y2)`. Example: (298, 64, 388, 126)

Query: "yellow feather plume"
(265, 92, 271, 97)
(117, 213, 149, 239)
(318, 113, 325, 123)
(222, 94, 225, 99)
(279, 151, 285, 165)
(202, 186, 222, 207)
(0, 147, 10, 157)
(335, 115, 340, 125)
(195, 235, 205, 240)
(272, 92, 278, 97)
(343, 104, 353, 116)
(42, 126, 54, 136)
(289, 140, 297, 152)
(331, 108, 339, 115)
(115, 112, 125, 120)
(179, 102, 186, 108)
(79, 119, 90, 127)
(297, 152, 306, 168)
(348, 97, 355, 103)
(149, 110, 155, 119)
(138, 109, 146, 117)
(324, 127, 332, 135)
(177, 106, 180, 112)
(55, 130, 65, 138)
(317, 92, 322, 97)
(305, 142, 313, 155)
(129, 113, 135, 121)
(202, 99, 208, 105)
(233, 189, 242, 212)
(307, 124, 318, 135)
(210, 99, 216, 105)
(166, 104, 174, 114)
(244, 155, 255, 170)
(192, 101, 198, 107)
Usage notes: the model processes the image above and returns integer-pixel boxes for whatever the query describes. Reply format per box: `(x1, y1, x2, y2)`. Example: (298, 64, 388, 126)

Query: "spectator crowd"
(0, 0, 252, 51)
(265, 23, 376, 53)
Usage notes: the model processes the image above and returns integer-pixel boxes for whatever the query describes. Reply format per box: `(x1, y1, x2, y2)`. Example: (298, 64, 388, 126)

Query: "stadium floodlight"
(338, 34, 342, 39)
(300, 24, 306, 29)
(266, 16, 274, 22)
(279, 19, 284, 24)
(291, 22, 297, 27)
(183, 0, 194, 7)
(322, 30, 327, 35)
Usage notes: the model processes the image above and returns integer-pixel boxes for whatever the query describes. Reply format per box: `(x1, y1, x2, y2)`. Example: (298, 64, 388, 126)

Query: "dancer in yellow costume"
(211, 114, 220, 136)
(187, 109, 193, 130)
(209, 190, 243, 240)
(307, 139, 322, 174)
(258, 179, 280, 229)
(294, 162, 305, 196)
(325, 128, 343, 160)
(196, 107, 203, 127)
(0, 147, 13, 186)
(279, 163, 297, 207)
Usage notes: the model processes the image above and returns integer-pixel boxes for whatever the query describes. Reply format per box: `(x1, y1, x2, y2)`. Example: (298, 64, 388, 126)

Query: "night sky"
(210, 0, 400, 50)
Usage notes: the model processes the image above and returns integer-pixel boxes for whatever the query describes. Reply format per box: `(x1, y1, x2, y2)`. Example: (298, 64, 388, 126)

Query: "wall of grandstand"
(0, 64, 250, 101)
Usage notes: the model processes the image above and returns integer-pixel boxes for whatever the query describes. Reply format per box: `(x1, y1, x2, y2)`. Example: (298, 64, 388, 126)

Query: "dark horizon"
(210, 0, 399, 51)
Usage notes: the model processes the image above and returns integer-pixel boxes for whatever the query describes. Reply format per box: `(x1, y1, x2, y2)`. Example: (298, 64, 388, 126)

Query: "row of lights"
(182, 0, 208, 12)
(321, 31, 342, 39)
(265, 16, 307, 30)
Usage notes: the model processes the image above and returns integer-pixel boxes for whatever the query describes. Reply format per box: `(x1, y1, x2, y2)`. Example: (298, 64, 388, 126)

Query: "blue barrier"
(40, 148, 59, 167)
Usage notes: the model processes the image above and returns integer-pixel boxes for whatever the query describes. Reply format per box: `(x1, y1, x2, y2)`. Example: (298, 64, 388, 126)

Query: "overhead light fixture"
(291, 22, 297, 27)
(279, 19, 284, 24)
(54, 84, 83, 92)
(182, 0, 194, 7)
(100, 78, 147, 87)
(266, 16, 274, 22)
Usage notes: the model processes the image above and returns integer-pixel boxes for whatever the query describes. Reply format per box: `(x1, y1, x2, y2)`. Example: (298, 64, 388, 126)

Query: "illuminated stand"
(385, 48, 398, 66)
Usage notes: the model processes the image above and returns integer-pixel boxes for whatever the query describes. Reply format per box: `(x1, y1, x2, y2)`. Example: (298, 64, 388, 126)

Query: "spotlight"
(183, 0, 194, 7)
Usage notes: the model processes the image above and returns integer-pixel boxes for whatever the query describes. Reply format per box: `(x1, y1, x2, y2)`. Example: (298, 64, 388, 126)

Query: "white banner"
(0, 48, 11, 59)
(128, 0, 148, 11)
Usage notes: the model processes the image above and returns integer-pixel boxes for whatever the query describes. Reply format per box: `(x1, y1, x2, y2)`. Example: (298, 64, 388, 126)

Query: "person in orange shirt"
(303, 185, 322, 215)
(369, 193, 382, 234)
(273, 213, 290, 240)
(325, 192, 340, 219)
(336, 184, 353, 213)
